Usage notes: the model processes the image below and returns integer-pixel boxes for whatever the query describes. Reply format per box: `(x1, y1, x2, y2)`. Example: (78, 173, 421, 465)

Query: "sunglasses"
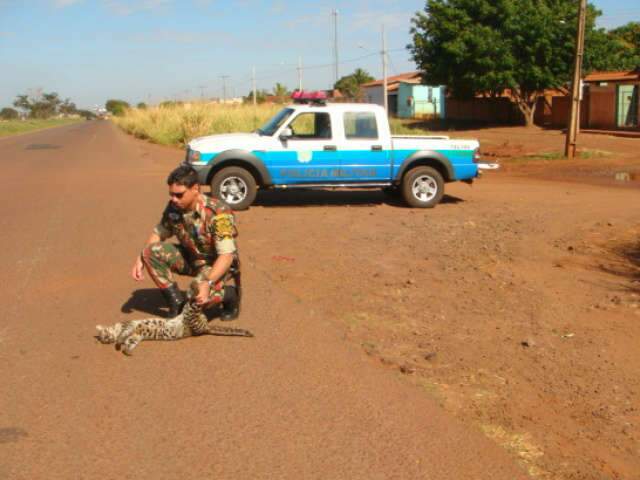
(169, 191, 187, 199)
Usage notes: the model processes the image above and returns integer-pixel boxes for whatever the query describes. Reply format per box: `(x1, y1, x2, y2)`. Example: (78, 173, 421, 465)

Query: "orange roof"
(584, 70, 640, 82)
(361, 71, 422, 88)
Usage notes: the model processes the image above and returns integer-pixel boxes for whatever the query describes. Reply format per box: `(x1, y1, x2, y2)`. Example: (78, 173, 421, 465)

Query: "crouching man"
(131, 165, 240, 320)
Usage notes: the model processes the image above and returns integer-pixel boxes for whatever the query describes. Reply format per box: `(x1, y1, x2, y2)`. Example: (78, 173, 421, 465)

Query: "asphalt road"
(0, 121, 528, 479)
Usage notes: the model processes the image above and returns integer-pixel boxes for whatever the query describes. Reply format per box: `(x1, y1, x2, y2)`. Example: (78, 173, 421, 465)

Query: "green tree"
(243, 89, 269, 104)
(607, 22, 640, 69)
(13, 91, 64, 118)
(0, 107, 19, 120)
(137, 102, 148, 109)
(272, 83, 290, 103)
(13, 95, 30, 112)
(59, 98, 77, 116)
(333, 68, 374, 100)
(409, 0, 613, 126)
(105, 99, 130, 116)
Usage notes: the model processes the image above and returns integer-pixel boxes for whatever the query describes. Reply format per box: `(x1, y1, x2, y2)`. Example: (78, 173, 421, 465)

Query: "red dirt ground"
(2, 122, 638, 479)
(239, 126, 640, 479)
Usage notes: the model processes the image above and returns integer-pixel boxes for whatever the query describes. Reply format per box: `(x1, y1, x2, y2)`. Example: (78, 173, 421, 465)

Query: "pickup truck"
(184, 102, 495, 209)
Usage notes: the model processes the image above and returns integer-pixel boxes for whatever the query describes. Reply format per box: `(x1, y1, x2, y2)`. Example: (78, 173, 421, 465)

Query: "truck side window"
(344, 112, 378, 139)
(287, 112, 332, 139)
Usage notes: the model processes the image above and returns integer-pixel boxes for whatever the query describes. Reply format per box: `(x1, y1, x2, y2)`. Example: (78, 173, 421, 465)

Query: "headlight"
(187, 149, 201, 163)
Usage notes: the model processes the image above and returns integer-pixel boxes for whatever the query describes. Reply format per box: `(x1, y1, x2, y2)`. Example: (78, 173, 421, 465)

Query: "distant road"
(0, 121, 528, 479)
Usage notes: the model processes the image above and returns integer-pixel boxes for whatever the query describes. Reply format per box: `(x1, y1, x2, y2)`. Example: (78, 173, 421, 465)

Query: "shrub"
(0, 107, 19, 120)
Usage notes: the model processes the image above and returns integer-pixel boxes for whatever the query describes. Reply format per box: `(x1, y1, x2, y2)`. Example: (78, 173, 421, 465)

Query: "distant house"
(361, 72, 445, 118)
(582, 69, 639, 130)
(546, 69, 640, 131)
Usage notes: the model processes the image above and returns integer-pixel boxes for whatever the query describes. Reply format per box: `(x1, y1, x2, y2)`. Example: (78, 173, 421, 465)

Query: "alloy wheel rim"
(411, 175, 437, 202)
(220, 176, 248, 204)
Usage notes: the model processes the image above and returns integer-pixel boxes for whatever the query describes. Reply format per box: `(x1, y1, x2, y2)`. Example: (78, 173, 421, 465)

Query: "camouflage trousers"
(141, 242, 231, 307)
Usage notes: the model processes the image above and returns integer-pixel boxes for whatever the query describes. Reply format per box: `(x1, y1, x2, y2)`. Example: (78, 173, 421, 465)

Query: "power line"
(184, 47, 411, 97)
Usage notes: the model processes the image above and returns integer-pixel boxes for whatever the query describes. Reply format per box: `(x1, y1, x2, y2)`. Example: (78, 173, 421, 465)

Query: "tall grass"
(113, 103, 281, 147)
(113, 102, 434, 147)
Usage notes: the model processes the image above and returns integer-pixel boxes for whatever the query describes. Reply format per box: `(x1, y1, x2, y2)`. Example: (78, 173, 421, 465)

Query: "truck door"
(268, 111, 341, 184)
(339, 110, 391, 181)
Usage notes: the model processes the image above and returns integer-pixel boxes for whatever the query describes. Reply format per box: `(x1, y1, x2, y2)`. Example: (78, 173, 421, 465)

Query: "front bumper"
(182, 160, 212, 185)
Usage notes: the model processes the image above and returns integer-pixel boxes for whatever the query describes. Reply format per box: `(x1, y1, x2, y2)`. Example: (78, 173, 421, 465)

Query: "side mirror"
(279, 127, 293, 141)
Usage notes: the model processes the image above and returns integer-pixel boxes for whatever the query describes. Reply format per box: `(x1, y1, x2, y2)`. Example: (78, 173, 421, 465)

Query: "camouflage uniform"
(141, 194, 238, 307)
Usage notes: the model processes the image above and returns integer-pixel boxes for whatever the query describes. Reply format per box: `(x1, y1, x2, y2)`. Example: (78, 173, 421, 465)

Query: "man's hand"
(195, 281, 210, 305)
(131, 256, 145, 281)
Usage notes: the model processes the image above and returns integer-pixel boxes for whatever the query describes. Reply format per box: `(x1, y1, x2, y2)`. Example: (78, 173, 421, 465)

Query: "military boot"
(220, 285, 240, 321)
(161, 283, 186, 318)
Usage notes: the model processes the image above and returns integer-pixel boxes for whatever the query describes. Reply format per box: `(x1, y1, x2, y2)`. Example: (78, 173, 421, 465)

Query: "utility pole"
(297, 56, 303, 92)
(382, 25, 388, 114)
(198, 85, 206, 101)
(332, 9, 339, 84)
(252, 66, 257, 107)
(220, 75, 229, 103)
(252, 66, 257, 129)
(564, 0, 587, 159)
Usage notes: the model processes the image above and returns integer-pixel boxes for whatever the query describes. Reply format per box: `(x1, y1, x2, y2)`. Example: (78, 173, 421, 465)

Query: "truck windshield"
(258, 108, 294, 136)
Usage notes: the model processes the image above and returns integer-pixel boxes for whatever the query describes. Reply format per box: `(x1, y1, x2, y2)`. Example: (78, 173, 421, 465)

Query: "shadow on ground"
(121, 288, 167, 316)
(121, 288, 224, 319)
(253, 189, 463, 208)
(600, 239, 640, 291)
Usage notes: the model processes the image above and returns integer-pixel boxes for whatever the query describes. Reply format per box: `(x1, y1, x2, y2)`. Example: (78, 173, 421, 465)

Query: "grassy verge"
(0, 118, 84, 137)
(113, 102, 445, 147)
(113, 103, 282, 147)
(509, 149, 613, 162)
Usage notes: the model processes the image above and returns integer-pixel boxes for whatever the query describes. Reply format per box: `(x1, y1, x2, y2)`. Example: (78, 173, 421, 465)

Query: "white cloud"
(350, 10, 412, 31)
(102, 0, 172, 16)
(51, 0, 82, 7)
(193, 0, 213, 7)
(128, 29, 231, 44)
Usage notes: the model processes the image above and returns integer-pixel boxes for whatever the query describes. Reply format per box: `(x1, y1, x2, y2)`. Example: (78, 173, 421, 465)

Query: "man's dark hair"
(167, 165, 199, 187)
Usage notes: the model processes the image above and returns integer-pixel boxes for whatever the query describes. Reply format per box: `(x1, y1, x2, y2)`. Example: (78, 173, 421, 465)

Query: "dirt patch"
(240, 168, 640, 479)
(449, 126, 640, 190)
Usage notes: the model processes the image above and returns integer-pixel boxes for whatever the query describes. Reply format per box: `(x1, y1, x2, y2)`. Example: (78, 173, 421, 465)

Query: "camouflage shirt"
(153, 194, 237, 266)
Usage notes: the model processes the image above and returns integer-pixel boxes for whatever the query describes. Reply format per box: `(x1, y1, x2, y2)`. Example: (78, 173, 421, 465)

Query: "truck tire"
(401, 166, 444, 208)
(210, 166, 257, 210)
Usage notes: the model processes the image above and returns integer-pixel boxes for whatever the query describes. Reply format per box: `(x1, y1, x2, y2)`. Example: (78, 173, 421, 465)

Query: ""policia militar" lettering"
(279, 168, 377, 178)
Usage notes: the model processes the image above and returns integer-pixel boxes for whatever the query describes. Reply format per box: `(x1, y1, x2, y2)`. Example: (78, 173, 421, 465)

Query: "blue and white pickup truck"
(184, 102, 496, 209)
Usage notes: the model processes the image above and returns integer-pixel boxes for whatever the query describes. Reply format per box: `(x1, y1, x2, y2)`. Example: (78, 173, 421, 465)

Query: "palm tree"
(352, 68, 374, 86)
(334, 69, 374, 100)
(272, 83, 290, 103)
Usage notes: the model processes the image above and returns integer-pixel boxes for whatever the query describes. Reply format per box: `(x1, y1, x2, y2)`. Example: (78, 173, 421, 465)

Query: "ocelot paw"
(96, 324, 120, 344)
(120, 334, 142, 356)
(114, 322, 136, 351)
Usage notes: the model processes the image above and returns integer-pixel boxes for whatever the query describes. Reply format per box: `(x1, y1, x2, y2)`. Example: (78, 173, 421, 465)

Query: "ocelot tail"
(96, 300, 253, 356)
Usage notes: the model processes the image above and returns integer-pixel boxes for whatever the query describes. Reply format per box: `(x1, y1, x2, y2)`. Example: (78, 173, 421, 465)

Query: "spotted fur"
(96, 301, 252, 355)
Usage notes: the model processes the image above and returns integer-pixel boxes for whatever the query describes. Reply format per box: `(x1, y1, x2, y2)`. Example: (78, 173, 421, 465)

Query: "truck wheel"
(210, 167, 257, 210)
(401, 166, 444, 208)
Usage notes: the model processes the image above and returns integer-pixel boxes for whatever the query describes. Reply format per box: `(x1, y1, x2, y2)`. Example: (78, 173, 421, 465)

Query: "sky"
(0, 0, 638, 110)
